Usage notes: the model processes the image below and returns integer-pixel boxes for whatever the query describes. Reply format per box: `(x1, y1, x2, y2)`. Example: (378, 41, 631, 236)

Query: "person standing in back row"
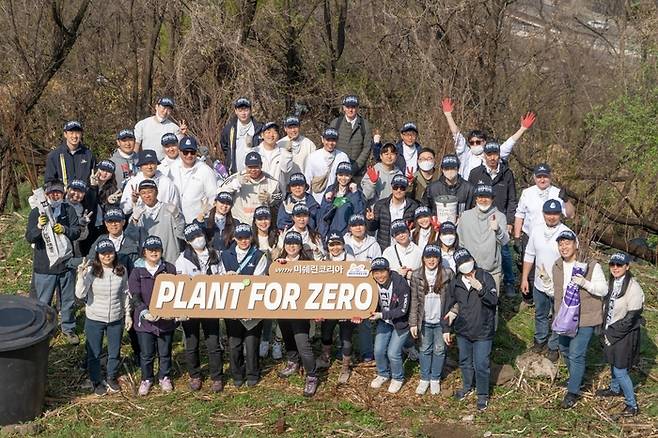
(220, 97, 263, 174)
(330, 95, 373, 178)
(45, 121, 96, 186)
(134, 97, 187, 160)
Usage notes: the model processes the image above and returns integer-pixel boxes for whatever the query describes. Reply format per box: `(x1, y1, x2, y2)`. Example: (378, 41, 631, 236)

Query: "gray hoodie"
(110, 149, 138, 189)
(457, 206, 509, 274)
(360, 162, 403, 203)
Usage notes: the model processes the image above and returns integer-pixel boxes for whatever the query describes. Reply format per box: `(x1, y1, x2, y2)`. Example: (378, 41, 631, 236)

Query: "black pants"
(279, 319, 316, 377)
(137, 331, 173, 381)
(181, 318, 223, 381)
(521, 232, 534, 303)
(225, 319, 262, 382)
(321, 320, 355, 357)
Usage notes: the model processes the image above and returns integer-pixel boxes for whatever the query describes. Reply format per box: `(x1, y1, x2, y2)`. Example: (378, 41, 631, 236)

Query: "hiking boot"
(234, 380, 244, 388)
(189, 377, 202, 391)
(504, 283, 516, 297)
(477, 396, 489, 411)
(138, 380, 152, 396)
(430, 380, 441, 395)
(595, 388, 623, 398)
(211, 379, 224, 393)
(546, 349, 559, 363)
(93, 382, 107, 397)
(387, 379, 403, 394)
(316, 345, 331, 369)
(303, 376, 319, 397)
(561, 392, 579, 409)
(64, 332, 80, 345)
(278, 361, 299, 378)
(106, 379, 121, 393)
(272, 341, 283, 360)
(531, 341, 547, 354)
(370, 375, 389, 389)
(337, 356, 352, 384)
(159, 376, 173, 393)
(415, 380, 430, 395)
(615, 405, 639, 419)
(259, 341, 269, 358)
(454, 388, 473, 401)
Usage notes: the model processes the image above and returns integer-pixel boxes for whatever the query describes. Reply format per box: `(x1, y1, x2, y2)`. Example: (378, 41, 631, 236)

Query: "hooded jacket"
(457, 206, 509, 274)
(468, 161, 518, 225)
(422, 175, 474, 218)
(375, 271, 411, 333)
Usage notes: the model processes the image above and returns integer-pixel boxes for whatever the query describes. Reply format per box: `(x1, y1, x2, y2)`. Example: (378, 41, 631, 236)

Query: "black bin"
(0, 295, 57, 426)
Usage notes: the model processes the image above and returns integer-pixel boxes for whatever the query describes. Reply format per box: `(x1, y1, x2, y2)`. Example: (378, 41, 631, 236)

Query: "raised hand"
(89, 170, 101, 187)
(441, 97, 454, 114)
(430, 216, 441, 231)
(77, 257, 91, 275)
(406, 166, 414, 183)
(521, 112, 537, 129)
(131, 184, 139, 203)
(373, 128, 380, 144)
(180, 119, 188, 135)
(107, 189, 122, 205)
(365, 206, 375, 221)
(366, 166, 379, 183)
(325, 191, 334, 202)
(348, 182, 357, 193)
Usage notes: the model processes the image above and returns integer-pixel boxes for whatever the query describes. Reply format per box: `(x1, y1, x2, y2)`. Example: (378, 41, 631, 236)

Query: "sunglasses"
(609, 263, 626, 267)
(181, 150, 196, 156)
(392, 186, 406, 191)
(469, 139, 485, 145)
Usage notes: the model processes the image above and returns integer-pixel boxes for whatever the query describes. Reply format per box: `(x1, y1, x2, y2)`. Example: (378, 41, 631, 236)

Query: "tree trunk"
(138, 5, 166, 117)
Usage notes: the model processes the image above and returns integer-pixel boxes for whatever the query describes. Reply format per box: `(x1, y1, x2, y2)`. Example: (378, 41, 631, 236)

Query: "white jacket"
(169, 159, 218, 222)
(219, 170, 281, 225)
(276, 135, 317, 178)
(75, 267, 130, 323)
(255, 143, 293, 193)
(304, 148, 350, 204)
(343, 233, 382, 261)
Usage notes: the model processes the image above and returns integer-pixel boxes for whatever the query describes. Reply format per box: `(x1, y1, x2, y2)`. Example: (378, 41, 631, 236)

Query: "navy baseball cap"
(371, 257, 390, 271)
(453, 248, 473, 267)
(234, 223, 252, 239)
(97, 159, 116, 173)
(484, 142, 500, 154)
(68, 179, 87, 193)
(534, 163, 552, 177)
(245, 151, 262, 167)
(137, 150, 160, 166)
(284, 116, 300, 127)
(440, 221, 456, 235)
(336, 161, 353, 175)
(116, 129, 135, 140)
(179, 136, 198, 152)
(390, 219, 409, 236)
(184, 222, 204, 241)
(161, 133, 179, 146)
(609, 252, 630, 265)
(234, 97, 252, 108)
(104, 208, 125, 222)
(292, 203, 310, 216)
(157, 97, 175, 108)
(423, 244, 441, 258)
(44, 180, 65, 194)
(414, 206, 431, 219)
(284, 231, 303, 245)
(543, 199, 562, 214)
(288, 173, 307, 187)
(349, 214, 366, 226)
(96, 239, 116, 254)
(215, 191, 233, 205)
(143, 235, 163, 250)
(63, 120, 83, 132)
(474, 184, 494, 198)
(556, 230, 577, 242)
(261, 122, 279, 132)
(400, 122, 418, 133)
(342, 95, 359, 107)
(322, 127, 339, 140)
(254, 206, 272, 219)
(440, 154, 460, 169)
(326, 231, 345, 245)
(391, 174, 409, 188)
(138, 179, 158, 191)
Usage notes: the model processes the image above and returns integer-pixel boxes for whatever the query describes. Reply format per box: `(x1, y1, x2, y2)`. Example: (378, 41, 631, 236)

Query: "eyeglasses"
(181, 150, 196, 156)
(392, 186, 406, 191)
(468, 139, 485, 145)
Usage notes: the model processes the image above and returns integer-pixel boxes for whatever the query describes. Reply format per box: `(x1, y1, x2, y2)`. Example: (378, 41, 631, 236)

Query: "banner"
(149, 261, 379, 319)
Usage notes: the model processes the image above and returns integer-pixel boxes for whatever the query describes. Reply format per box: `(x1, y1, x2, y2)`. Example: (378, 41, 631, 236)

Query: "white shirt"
(515, 185, 565, 235)
(343, 234, 382, 261)
(234, 120, 256, 173)
(304, 148, 350, 204)
(134, 116, 181, 161)
(158, 156, 181, 179)
(424, 269, 442, 324)
(524, 222, 571, 294)
(417, 227, 432, 251)
(256, 142, 293, 193)
(169, 159, 218, 222)
(453, 132, 516, 180)
(120, 170, 181, 214)
(108, 234, 124, 251)
(402, 144, 418, 174)
(382, 241, 422, 278)
(276, 135, 317, 178)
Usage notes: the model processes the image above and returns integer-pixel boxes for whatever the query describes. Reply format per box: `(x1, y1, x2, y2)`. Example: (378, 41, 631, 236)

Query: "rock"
(461, 414, 475, 423)
(1, 423, 42, 436)
(515, 351, 558, 379)
(483, 432, 493, 438)
(491, 363, 516, 385)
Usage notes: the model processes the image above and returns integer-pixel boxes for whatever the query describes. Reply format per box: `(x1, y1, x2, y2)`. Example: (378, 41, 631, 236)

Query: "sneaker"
(454, 388, 473, 401)
(546, 349, 559, 363)
(561, 392, 579, 409)
(430, 380, 441, 395)
(477, 396, 489, 411)
(278, 361, 299, 378)
(138, 380, 152, 396)
(159, 376, 173, 393)
(388, 380, 403, 394)
(615, 405, 639, 418)
(234, 380, 244, 388)
(106, 379, 121, 393)
(531, 341, 547, 354)
(595, 388, 623, 398)
(504, 283, 516, 298)
(404, 345, 419, 361)
(259, 341, 269, 358)
(370, 375, 389, 389)
(415, 380, 430, 395)
(272, 342, 283, 360)
(189, 377, 202, 391)
(211, 380, 224, 393)
(93, 382, 107, 396)
(64, 332, 80, 345)
(303, 376, 319, 397)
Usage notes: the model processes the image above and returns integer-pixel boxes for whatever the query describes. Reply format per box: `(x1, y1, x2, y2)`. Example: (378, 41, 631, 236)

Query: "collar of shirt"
(108, 234, 124, 250)
(345, 115, 357, 129)
(486, 162, 500, 178)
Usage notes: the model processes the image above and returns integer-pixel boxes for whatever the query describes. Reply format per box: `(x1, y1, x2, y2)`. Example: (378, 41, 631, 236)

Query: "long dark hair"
(184, 242, 221, 272)
(421, 256, 444, 294)
(279, 243, 311, 261)
(92, 251, 126, 278)
(412, 223, 438, 244)
(251, 213, 279, 249)
(206, 205, 236, 249)
(99, 178, 119, 207)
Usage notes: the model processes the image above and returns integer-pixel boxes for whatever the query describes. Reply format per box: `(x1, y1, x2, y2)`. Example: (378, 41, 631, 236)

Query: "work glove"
(430, 216, 441, 231)
(258, 191, 272, 205)
(406, 167, 415, 184)
(370, 312, 382, 321)
(176, 316, 190, 322)
(521, 112, 537, 129)
(79, 210, 93, 226)
(140, 310, 160, 322)
(53, 223, 65, 234)
(571, 275, 590, 290)
(489, 215, 499, 232)
(132, 205, 145, 222)
(124, 317, 132, 331)
(349, 182, 358, 193)
(239, 173, 250, 185)
(38, 214, 48, 228)
(366, 166, 379, 184)
(441, 97, 454, 114)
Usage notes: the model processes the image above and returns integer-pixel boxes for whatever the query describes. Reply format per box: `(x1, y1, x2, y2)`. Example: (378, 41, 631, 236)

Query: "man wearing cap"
(521, 200, 572, 361)
(422, 154, 474, 221)
(457, 184, 509, 295)
(87, 207, 145, 274)
(277, 173, 319, 231)
(168, 136, 218, 223)
(276, 116, 317, 178)
(220, 97, 263, 174)
(440, 97, 537, 180)
(120, 150, 180, 215)
(110, 129, 139, 188)
(374, 122, 423, 175)
(514, 163, 574, 305)
(382, 219, 422, 282)
(255, 122, 293, 193)
(219, 151, 281, 225)
(329, 95, 373, 178)
(25, 179, 82, 344)
(366, 174, 418, 250)
(134, 97, 187, 160)
(45, 121, 96, 186)
(362, 142, 403, 204)
(468, 141, 517, 297)
(157, 133, 181, 179)
(551, 230, 608, 409)
(304, 127, 350, 204)
(130, 179, 185, 264)
(408, 148, 439, 202)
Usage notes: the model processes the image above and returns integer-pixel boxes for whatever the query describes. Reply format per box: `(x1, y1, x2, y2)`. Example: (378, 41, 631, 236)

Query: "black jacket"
(25, 205, 81, 274)
(376, 271, 411, 333)
(442, 267, 497, 341)
(219, 116, 263, 174)
(422, 175, 474, 217)
(87, 223, 146, 274)
(366, 195, 418, 250)
(468, 162, 518, 224)
(45, 142, 96, 185)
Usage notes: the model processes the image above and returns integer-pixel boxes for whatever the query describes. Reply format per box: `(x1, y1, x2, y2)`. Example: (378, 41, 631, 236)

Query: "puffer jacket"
(366, 195, 418, 250)
(76, 267, 130, 323)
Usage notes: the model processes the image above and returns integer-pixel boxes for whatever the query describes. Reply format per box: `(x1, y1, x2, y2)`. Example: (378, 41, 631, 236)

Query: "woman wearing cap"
(221, 224, 267, 387)
(129, 235, 178, 396)
(382, 219, 422, 283)
(596, 253, 644, 418)
(89, 159, 120, 210)
(411, 206, 439, 250)
(369, 257, 412, 393)
(317, 161, 365, 238)
(409, 244, 455, 395)
(277, 173, 320, 231)
(325, 232, 355, 261)
(278, 203, 325, 260)
(438, 222, 459, 273)
(175, 223, 226, 392)
(443, 248, 497, 411)
(275, 231, 320, 396)
(75, 239, 130, 396)
(200, 191, 239, 252)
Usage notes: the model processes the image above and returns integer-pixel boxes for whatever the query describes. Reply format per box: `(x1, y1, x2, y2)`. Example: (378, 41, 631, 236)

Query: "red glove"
(441, 97, 454, 113)
(406, 167, 414, 184)
(521, 112, 537, 129)
(430, 216, 441, 231)
(366, 166, 379, 183)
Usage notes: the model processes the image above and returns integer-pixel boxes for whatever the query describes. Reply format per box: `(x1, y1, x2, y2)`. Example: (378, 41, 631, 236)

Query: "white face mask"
(458, 260, 475, 274)
(419, 160, 435, 172)
(476, 203, 492, 212)
(443, 169, 458, 181)
(190, 236, 206, 250)
(49, 199, 63, 209)
(440, 234, 456, 246)
(470, 146, 484, 155)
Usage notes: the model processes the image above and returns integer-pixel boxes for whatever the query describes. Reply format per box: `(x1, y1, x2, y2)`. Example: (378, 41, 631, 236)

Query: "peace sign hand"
(365, 206, 375, 221)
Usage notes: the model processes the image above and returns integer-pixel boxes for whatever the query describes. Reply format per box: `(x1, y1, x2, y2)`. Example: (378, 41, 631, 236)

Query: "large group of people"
(26, 95, 644, 417)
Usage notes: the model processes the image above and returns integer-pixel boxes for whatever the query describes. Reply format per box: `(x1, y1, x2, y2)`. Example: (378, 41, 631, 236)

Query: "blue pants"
(501, 243, 515, 286)
(456, 336, 493, 397)
(374, 321, 409, 382)
(85, 317, 124, 384)
(610, 366, 637, 408)
(558, 326, 594, 394)
(137, 331, 174, 382)
(419, 322, 446, 381)
(358, 319, 374, 360)
(533, 287, 559, 350)
(33, 270, 77, 333)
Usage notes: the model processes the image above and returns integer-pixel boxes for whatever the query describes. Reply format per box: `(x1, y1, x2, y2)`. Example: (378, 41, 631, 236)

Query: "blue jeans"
(33, 270, 77, 333)
(533, 287, 559, 350)
(558, 326, 594, 394)
(358, 319, 374, 360)
(374, 321, 410, 382)
(137, 331, 174, 382)
(610, 366, 637, 408)
(419, 322, 446, 381)
(501, 243, 515, 286)
(456, 336, 493, 397)
(85, 317, 124, 384)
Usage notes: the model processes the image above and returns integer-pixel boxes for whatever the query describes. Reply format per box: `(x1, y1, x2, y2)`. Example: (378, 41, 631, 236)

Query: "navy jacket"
(87, 224, 146, 274)
(45, 142, 96, 184)
(219, 116, 263, 174)
(376, 271, 411, 333)
(317, 183, 366, 238)
(366, 195, 418, 250)
(129, 260, 177, 336)
(25, 205, 81, 274)
(277, 193, 320, 230)
(221, 245, 265, 275)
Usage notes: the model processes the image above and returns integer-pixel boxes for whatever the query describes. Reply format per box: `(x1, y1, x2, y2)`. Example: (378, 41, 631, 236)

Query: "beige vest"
(552, 259, 603, 327)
